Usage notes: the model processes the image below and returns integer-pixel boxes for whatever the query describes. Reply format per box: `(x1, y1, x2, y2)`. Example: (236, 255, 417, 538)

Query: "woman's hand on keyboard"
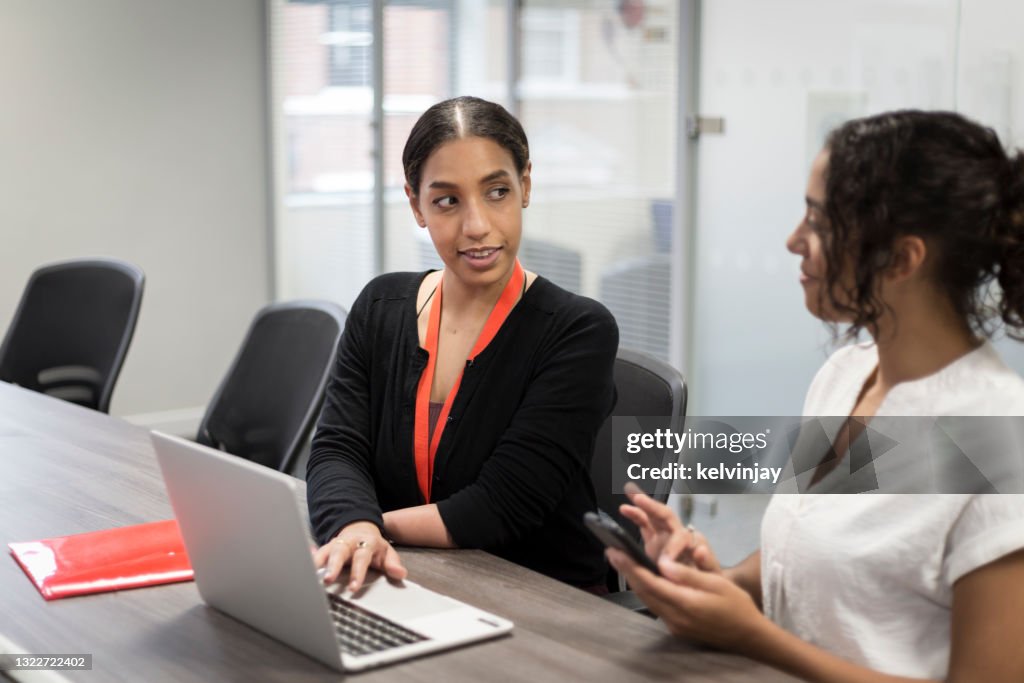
(314, 521, 408, 592)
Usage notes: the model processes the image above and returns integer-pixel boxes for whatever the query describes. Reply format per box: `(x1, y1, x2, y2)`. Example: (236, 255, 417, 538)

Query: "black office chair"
(0, 258, 145, 413)
(197, 300, 346, 474)
(590, 347, 687, 607)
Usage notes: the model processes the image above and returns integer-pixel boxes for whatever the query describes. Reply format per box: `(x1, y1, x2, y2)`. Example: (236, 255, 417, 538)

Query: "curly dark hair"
(821, 110, 1024, 339)
(402, 96, 530, 196)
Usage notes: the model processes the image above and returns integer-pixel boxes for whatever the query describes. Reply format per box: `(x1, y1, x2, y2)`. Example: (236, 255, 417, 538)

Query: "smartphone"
(583, 511, 660, 576)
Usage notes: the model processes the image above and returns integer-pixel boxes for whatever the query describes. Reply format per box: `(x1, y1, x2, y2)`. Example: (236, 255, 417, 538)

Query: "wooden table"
(0, 382, 796, 681)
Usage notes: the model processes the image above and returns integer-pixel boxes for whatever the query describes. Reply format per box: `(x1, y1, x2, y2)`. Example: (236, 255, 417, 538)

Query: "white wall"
(0, 0, 271, 422)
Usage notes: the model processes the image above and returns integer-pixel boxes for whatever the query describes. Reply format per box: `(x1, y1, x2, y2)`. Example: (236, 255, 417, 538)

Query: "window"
(520, 7, 581, 87)
(326, 1, 372, 87)
(270, 0, 682, 373)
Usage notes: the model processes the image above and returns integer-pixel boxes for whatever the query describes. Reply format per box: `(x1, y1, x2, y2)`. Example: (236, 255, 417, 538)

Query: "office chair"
(197, 300, 346, 474)
(590, 347, 687, 609)
(0, 258, 145, 413)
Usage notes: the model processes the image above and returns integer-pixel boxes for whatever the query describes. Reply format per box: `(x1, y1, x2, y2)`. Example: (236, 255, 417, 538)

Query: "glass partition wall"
(270, 0, 684, 369)
(270, 0, 1024, 415)
(692, 0, 1024, 414)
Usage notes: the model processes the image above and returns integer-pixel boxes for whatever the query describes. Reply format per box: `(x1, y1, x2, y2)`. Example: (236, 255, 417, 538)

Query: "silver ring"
(686, 524, 697, 535)
(357, 540, 368, 549)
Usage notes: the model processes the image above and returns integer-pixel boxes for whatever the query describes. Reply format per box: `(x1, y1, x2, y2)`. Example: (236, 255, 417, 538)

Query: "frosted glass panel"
(692, 0, 960, 414)
(955, 0, 1024, 374)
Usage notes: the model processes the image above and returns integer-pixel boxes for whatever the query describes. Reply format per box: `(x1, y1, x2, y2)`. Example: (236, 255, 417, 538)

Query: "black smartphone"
(583, 511, 660, 576)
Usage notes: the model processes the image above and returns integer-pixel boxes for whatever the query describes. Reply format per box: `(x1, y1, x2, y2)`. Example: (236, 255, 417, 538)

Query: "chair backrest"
(197, 300, 346, 474)
(591, 347, 687, 538)
(0, 258, 145, 413)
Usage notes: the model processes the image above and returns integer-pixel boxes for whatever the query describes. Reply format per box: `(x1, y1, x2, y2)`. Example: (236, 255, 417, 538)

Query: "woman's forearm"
(723, 550, 763, 609)
(382, 504, 457, 548)
(744, 616, 933, 683)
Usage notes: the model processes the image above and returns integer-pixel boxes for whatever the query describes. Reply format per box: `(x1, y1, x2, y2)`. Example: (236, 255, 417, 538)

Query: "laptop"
(150, 431, 513, 672)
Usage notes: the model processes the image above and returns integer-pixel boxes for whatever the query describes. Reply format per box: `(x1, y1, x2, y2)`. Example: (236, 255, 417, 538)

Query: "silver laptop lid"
(151, 430, 344, 670)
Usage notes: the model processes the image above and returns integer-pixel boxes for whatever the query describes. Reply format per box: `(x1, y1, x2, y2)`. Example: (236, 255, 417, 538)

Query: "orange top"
(413, 261, 526, 502)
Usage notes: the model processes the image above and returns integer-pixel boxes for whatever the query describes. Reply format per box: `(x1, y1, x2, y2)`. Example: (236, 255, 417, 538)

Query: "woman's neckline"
(848, 339, 991, 417)
(408, 269, 544, 350)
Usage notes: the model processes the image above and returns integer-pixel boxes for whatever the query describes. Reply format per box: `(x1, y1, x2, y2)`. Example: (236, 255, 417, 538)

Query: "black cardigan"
(307, 271, 618, 587)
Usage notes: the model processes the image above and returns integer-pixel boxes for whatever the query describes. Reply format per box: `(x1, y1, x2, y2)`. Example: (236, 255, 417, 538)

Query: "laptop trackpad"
(333, 573, 460, 622)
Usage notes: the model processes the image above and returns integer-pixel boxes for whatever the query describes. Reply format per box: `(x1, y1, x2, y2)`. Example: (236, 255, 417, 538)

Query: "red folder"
(8, 519, 194, 600)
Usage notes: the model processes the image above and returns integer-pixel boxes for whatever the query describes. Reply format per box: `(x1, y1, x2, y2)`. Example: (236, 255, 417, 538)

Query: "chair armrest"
(602, 590, 656, 618)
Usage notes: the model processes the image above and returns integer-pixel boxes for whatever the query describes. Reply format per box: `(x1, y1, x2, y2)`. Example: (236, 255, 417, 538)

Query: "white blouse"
(760, 341, 1024, 678)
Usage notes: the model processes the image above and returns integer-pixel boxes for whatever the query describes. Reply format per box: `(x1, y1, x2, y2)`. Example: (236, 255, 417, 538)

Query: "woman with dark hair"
(307, 96, 617, 593)
(608, 111, 1024, 681)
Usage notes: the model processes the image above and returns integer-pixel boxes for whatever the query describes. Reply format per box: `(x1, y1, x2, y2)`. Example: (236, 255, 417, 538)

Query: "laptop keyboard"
(327, 593, 429, 656)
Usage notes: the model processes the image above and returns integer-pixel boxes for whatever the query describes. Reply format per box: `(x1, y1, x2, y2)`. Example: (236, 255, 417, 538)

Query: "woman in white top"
(608, 110, 1024, 682)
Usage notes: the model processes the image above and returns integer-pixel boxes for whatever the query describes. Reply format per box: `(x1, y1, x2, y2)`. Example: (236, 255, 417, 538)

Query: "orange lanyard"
(414, 260, 525, 502)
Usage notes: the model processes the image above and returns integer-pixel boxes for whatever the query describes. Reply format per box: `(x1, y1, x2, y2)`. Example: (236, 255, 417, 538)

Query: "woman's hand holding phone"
(583, 510, 661, 575)
(619, 482, 722, 576)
